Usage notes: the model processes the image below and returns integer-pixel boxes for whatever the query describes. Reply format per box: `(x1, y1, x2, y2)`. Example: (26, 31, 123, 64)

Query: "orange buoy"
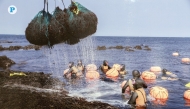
(106, 68, 119, 77)
(86, 64, 97, 71)
(150, 66, 161, 73)
(184, 90, 190, 100)
(172, 52, 179, 56)
(106, 64, 120, 77)
(141, 71, 156, 80)
(182, 58, 190, 63)
(86, 70, 100, 79)
(113, 64, 121, 71)
(63, 69, 71, 78)
(150, 86, 168, 100)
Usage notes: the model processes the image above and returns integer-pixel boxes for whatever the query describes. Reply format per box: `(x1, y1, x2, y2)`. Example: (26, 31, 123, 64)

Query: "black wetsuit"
(128, 79, 147, 108)
(122, 78, 147, 93)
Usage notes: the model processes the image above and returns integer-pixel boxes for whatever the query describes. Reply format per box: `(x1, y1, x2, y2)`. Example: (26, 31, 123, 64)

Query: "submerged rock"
(97, 45, 151, 52)
(97, 46, 106, 50)
(134, 45, 142, 50)
(144, 46, 151, 51)
(0, 45, 41, 51)
(0, 40, 12, 43)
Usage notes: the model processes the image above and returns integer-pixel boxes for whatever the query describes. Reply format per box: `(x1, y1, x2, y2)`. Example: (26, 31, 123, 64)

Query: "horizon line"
(0, 34, 189, 38)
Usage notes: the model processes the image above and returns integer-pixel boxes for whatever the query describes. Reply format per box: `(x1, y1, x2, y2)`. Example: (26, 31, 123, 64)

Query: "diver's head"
(120, 64, 125, 71)
(103, 60, 108, 66)
(133, 79, 144, 90)
(78, 60, 82, 65)
(162, 69, 167, 75)
(69, 62, 74, 68)
(132, 70, 141, 79)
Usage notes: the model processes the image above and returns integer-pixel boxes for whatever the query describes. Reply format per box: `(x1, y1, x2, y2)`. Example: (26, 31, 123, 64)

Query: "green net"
(66, 2, 98, 39)
(48, 7, 69, 45)
(25, 1, 98, 46)
(25, 10, 52, 46)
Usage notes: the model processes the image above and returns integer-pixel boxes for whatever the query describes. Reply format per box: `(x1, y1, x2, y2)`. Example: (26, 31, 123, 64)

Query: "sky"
(0, 0, 190, 37)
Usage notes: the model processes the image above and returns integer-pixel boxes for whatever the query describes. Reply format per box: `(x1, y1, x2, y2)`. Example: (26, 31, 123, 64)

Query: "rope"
(61, 0, 66, 9)
(44, 0, 46, 11)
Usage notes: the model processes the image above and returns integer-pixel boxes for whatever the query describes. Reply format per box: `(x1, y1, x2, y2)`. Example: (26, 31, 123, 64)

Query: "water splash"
(41, 36, 96, 77)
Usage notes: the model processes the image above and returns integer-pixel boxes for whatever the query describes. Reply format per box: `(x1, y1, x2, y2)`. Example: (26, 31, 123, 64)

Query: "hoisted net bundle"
(66, 1, 98, 40)
(77, 3, 98, 37)
(25, 10, 52, 46)
(48, 7, 69, 45)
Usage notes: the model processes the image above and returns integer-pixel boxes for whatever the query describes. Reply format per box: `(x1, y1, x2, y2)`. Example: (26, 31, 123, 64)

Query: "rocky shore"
(0, 56, 118, 109)
(0, 45, 41, 51)
(97, 45, 151, 51)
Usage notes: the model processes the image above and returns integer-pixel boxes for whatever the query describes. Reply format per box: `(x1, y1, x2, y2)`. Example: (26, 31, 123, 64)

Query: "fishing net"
(48, 7, 69, 45)
(66, 1, 98, 40)
(25, 0, 98, 46)
(25, 10, 52, 46)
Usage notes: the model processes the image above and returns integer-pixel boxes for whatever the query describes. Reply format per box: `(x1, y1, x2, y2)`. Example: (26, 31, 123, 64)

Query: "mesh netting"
(67, 2, 98, 39)
(48, 7, 69, 45)
(25, 10, 52, 46)
(25, 1, 98, 46)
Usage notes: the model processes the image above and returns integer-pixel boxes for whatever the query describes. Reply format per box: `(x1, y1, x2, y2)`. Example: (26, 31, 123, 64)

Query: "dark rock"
(0, 45, 4, 51)
(144, 46, 151, 51)
(134, 45, 142, 50)
(8, 46, 22, 50)
(0, 70, 117, 109)
(115, 46, 124, 49)
(0, 41, 12, 43)
(97, 46, 106, 50)
(108, 46, 124, 49)
(0, 56, 15, 69)
(0, 45, 41, 51)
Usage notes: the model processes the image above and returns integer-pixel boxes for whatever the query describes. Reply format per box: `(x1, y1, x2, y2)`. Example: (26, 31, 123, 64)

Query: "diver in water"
(64, 62, 81, 79)
(76, 60, 85, 73)
(119, 64, 128, 77)
(128, 79, 147, 109)
(159, 69, 178, 81)
(122, 70, 147, 94)
(99, 60, 111, 74)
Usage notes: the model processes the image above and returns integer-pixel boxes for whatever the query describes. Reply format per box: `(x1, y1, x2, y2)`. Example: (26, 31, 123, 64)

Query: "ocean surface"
(0, 34, 190, 109)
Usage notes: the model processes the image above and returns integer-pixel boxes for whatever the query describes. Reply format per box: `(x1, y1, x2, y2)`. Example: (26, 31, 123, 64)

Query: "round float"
(149, 86, 168, 100)
(141, 71, 156, 80)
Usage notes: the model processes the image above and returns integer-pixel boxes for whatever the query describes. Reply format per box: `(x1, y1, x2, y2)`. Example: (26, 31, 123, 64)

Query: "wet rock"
(134, 45, 142, 50)
(0, 70, 118, 109)
(0, 45, 4, 51)
(143, 45, 151, 51)
(97, 46, 106, 50)
(108, 46, 124, 49)
(0, 45, 41, 51)
(115, 45, 124, 49)
(0, 56, 15, 69)
(0, 40, 12, 43)
(8, 46, 22, 50)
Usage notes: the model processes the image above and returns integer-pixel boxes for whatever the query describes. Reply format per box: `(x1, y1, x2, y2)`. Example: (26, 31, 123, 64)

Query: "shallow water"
(0, 35, 190, 108)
